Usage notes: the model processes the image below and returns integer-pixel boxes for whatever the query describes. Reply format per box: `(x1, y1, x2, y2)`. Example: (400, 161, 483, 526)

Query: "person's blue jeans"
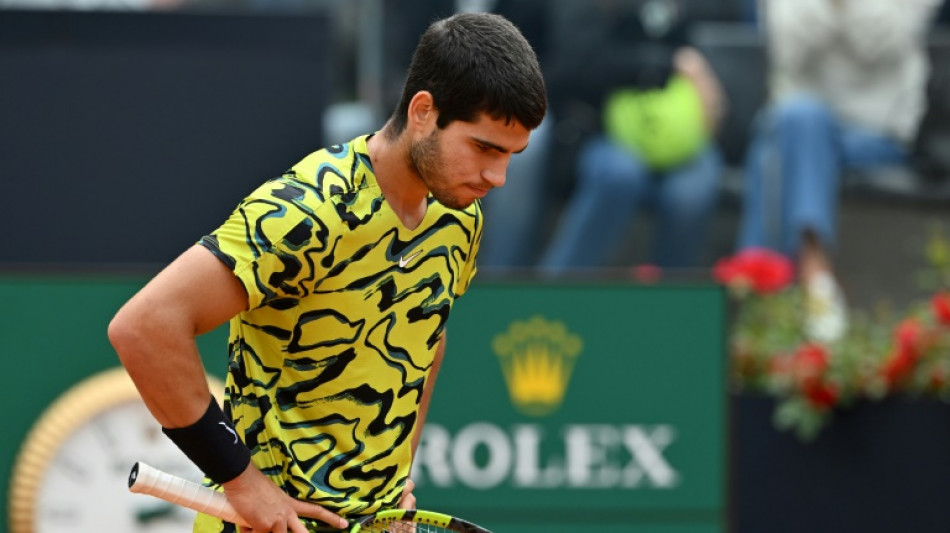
(541, 135, 722, 273)
(479, 115, 553, 269)
(738, 94, 909, 256)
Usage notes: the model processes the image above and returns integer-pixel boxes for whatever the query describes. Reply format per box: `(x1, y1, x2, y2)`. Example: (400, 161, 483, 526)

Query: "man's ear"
(407, 91, 438, 135)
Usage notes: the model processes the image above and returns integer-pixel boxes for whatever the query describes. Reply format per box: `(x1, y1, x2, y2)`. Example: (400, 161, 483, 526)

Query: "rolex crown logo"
(492, 316, 583, 417)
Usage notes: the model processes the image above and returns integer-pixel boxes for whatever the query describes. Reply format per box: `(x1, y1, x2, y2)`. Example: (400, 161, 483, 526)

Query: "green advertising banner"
(1, 276, 726, 533)
(413, 282, 728, 533)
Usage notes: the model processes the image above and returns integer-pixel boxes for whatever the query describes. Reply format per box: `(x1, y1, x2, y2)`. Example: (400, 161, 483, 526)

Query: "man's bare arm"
(108, 245, 348, 530)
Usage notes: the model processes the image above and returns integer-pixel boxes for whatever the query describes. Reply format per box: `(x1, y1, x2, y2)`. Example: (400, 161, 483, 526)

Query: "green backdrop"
(415, 283, 728, 532)
(1, 275, 726, 533)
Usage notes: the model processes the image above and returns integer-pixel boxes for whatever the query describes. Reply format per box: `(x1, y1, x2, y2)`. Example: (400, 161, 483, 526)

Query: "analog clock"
(9, 367, 225, 533)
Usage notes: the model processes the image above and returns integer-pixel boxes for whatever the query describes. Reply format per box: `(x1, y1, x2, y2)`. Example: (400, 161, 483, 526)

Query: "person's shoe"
(803, 271, 848, 343)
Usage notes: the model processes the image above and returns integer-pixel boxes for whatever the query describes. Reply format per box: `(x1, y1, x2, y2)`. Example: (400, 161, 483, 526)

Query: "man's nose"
(482, 160, 509, 187)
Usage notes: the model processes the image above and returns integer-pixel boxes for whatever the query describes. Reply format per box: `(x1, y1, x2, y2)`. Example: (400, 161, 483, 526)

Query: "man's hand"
(224, 464, 349, 533)
(398, 479, 416, 510)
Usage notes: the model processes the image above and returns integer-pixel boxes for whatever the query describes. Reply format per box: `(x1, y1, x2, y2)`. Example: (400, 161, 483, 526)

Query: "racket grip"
(128, 461, 249, 527)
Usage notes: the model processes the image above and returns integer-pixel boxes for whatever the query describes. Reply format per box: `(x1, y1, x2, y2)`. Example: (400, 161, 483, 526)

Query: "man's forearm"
(411, 333, 446, 458)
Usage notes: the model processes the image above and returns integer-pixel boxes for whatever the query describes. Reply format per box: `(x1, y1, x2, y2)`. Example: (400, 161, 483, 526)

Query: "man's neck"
(366, 125, 430, 230)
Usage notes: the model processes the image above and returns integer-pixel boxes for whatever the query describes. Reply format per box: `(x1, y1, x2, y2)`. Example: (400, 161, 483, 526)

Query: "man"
(108, 12, 546, 533)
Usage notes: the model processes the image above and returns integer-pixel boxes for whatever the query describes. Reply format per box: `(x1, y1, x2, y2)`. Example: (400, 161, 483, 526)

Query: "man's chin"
(433, 194, 474, 210)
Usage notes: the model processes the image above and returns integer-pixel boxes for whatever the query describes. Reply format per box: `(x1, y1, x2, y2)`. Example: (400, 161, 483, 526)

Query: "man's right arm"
(108, 244, 348, 531)
(108, 244, 246, 427)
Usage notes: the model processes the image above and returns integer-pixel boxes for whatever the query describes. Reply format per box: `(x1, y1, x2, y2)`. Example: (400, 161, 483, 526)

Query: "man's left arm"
(399, 332, 446, 509)
(412, 332, 446, 457)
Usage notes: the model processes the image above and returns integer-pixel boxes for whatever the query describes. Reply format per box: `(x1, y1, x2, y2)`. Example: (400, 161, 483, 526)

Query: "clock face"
(9, 367, 225, 533)
(36, 401, 204, 532)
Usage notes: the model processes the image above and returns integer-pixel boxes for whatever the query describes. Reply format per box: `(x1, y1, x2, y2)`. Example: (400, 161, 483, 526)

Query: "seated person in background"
(738, 0, 941, 342)
(477, 0, 556, 271)
(540, 0, 726, 275)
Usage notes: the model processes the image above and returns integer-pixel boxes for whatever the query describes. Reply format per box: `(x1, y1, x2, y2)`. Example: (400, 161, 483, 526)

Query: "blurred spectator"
(538, 0, 727, 275)
(380, 0, 457, 114)
(939, 0, 950, 25)
(477, 0, 555, 270)
(737, 0, 941, 342)
(0, 0, 336, 11)
(477, 114, 554, 270)
(0, 0, 180, 8)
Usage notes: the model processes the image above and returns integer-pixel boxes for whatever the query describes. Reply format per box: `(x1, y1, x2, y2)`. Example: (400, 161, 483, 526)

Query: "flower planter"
(732, 393, 950, 532)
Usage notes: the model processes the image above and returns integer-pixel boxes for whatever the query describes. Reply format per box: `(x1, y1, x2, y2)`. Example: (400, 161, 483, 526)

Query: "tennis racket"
(128, 462, 492, 532)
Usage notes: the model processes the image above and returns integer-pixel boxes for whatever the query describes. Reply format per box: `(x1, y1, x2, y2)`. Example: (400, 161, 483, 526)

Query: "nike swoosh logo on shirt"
(399, 250, 423, 268)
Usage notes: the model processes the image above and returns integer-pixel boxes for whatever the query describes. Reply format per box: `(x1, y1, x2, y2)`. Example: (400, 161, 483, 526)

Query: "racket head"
(351, 509, 491, 533)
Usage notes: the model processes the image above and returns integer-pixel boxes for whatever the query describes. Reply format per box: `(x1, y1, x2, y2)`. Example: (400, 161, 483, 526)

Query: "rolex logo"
(492, 316, 583, 417)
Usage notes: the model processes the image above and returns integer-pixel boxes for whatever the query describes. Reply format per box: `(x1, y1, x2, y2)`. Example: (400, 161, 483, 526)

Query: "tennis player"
(108, 11, 546, 533)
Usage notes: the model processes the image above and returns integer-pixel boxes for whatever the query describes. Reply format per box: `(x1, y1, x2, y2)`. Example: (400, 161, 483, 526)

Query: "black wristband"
(162, 396, 251, 484)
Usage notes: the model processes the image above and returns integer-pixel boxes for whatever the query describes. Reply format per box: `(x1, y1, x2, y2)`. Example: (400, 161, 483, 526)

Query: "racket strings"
(359, 521, 451, 533)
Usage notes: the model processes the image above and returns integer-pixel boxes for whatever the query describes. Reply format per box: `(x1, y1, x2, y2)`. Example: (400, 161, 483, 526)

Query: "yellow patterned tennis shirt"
(194, 134, 481, 531)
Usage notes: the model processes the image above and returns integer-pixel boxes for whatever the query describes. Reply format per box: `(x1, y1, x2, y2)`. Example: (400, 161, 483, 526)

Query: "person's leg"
(774, 95, 842, 260)
(737, 111, 780, 251)
(798, 120, 908, 341)
(779, 96, 908, 279)
(771, 95, 846, 341)
(478, 115, 554, 269)
(653, 144, 723, 268)
(540, 136, 649, 274)
(838, 122, 908, 170)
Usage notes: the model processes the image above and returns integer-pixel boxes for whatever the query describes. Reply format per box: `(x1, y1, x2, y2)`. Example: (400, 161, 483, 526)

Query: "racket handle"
(128, 461, 249, 527)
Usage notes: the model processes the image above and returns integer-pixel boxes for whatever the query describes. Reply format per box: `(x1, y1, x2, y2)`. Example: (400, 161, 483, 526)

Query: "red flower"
(789, 343, 829, 385)
(768, 344, 831, 384)
(895, 318, 925, 360)
(932, 292, 950, 326)
(882, 348, 916, 385)
(803, 381, 839, 410)
(880, 320, 928, 386)
(713, 248, 795, 294)
(777, 343, 838, 409)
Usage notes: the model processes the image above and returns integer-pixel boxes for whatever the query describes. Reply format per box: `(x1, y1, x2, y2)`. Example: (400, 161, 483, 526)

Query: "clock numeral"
(93, 417, 118, 451)
(56, 456, 89, 482)
(40, 506, 80, 524)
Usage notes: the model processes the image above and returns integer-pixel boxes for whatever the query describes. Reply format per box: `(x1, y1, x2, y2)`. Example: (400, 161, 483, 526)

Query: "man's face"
(410, 113, 530, 210)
